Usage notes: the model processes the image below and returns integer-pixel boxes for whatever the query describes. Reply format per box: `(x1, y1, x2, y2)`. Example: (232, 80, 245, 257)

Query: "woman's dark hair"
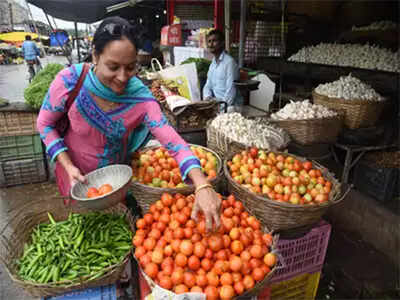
(93, 16, 139, 55)
(25, 35, 32, 40)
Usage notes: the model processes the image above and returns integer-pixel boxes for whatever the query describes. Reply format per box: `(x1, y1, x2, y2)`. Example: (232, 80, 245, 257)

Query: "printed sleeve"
(36, 66, 76, 162)
(142, 101, 201, 182)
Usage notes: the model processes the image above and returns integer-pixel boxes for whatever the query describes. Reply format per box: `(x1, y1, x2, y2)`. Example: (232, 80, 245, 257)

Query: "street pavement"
(0, 55, 69, 103)
(0, 55, 68, 300)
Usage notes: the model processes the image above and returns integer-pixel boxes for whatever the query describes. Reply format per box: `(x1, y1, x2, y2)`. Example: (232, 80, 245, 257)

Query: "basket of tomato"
(132, 192, 281, 299)
(224, 148, 351, 231)
(130, 144, 223, 213)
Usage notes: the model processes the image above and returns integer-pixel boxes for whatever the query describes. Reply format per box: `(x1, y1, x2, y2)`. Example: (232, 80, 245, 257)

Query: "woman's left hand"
(191, 187, 221, 232)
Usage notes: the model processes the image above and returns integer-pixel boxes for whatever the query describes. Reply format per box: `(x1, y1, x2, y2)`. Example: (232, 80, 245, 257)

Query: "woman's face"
(93, 38, 137, 95)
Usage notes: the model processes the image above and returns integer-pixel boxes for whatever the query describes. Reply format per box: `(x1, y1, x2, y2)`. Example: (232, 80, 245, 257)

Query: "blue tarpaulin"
(50, 30, 69, 47)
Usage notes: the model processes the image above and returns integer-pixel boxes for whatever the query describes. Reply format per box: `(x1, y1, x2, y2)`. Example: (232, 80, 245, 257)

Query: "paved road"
(0, 55, 69, 103)
(0, 55, 68, 300)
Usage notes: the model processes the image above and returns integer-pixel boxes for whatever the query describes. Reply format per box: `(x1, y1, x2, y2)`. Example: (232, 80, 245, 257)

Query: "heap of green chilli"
(17, 212, 133, 284)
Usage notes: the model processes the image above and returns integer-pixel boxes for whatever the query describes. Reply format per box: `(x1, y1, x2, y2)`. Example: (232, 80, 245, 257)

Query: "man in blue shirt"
(21, 35, 40, 74)
(203, 29, 242, 107)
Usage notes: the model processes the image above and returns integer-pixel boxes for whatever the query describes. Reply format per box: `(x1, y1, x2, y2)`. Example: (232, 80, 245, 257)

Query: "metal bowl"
(71, 164, 133, 210)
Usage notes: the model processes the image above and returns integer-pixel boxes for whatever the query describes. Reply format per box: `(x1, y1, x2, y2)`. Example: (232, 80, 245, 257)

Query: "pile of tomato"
(131, 146, 219, 188)
(86, 183, 113, 198)
(133, 193, 277, 299)
(227, 148, 333, 205)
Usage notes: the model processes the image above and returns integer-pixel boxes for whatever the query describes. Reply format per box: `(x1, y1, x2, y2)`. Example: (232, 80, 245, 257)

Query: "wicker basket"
(0, 201, 135, 297)
(312, 91, 386, 129)
(135, 195, 282, 299)
(161, 100, 220, 131)
(130, 144, 223, 213)
(268, 114, 344, 145)
(206, 121, 290, 160)
(224, 151, 351, 231)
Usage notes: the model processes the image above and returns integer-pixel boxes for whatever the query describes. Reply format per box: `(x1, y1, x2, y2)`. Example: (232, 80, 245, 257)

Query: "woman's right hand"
(65, 164, 86, 187)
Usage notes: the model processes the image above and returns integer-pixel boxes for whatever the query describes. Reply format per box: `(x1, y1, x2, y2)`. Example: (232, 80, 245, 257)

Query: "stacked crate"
(258, 221, 331, 300)
(0, 104, 47, 187)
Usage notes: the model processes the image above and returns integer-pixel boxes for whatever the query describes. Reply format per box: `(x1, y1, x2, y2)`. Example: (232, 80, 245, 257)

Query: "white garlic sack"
(315, 74, 385, 101)
(288, 43, 399, 73)
(352, 20, 398, 31)
(270, 100, 337, 120)
(209, 113, 289, 149)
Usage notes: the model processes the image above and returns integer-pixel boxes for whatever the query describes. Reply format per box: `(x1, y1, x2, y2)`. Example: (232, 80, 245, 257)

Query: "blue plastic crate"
(43, 284, 116, 300)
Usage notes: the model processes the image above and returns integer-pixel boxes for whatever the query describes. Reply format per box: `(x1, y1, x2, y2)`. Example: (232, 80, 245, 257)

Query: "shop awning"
(27, 0, 155, 23)
(0, 32, 39, 43)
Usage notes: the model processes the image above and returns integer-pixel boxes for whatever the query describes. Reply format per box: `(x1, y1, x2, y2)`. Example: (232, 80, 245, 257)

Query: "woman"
(37, 17, 220, 231)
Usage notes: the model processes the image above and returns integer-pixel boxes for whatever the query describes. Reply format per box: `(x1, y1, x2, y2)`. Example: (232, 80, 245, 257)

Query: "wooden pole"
(9, 3, 14, 31)
(75, 22, 81, 63)
(238, 0, 246, 68)
(224, 0, 231, 52)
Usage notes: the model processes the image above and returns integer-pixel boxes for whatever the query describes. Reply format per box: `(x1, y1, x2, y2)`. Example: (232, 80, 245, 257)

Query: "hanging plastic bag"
(158, 62, 201, 101)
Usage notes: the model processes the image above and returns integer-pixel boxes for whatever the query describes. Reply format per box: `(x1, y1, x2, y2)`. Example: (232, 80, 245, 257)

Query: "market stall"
(0, 1, 398, 299)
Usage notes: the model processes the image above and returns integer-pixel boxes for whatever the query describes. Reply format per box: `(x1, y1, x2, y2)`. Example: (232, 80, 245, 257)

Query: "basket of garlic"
(206, 113, 290, 159)
(313, 74, 387, 129)
(269, 100, 343, 145)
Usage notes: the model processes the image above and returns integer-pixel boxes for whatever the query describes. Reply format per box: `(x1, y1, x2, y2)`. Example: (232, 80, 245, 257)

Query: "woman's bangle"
(195, 183, 213, 194)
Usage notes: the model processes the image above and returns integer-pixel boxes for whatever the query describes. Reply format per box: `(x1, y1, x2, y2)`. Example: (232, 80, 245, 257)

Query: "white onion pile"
(315, 74, 385, 101)
(209, 113, 289, 149)
(271, 100, 337, 120)
(288, 43, 399, 73)
(352, 20, 398, 31)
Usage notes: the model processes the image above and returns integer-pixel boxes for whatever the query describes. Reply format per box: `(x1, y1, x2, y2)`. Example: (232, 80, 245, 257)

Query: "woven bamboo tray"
(160, 100, 220, 131)
(130, 144, 223, 213)
(224, 151, 351, 231)
(0, 201, 135, 297)
(206, 120, 290, 160)
(136, 195, 283, 299)
(312, 91, 386, 129)
(268, 114, 344, 145)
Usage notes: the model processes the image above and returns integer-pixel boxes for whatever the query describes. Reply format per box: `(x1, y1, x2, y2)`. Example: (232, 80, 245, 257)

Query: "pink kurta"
(37, 65, 200, 200)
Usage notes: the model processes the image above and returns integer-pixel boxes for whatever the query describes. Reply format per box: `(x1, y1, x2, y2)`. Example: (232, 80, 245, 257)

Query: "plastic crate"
(0, 157, 47, 187)
(271, 221, 331, 283)
(0, 134, 44, 161)
(268, 269, 321, 300)
(0, 110, 38, 137)
(42, 284, 117, 300)
(353, 161, 398, 202)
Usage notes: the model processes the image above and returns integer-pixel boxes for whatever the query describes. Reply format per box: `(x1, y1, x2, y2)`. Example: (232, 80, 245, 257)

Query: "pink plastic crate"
(271, 220, 331, 283)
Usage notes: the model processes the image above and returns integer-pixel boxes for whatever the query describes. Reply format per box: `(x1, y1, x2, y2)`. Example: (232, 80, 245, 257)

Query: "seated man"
(203, 29, 242, 108)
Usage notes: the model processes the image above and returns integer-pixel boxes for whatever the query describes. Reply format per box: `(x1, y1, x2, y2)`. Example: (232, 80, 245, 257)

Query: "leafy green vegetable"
(24, 63, 64, 110)
(180, 57, 211, 80)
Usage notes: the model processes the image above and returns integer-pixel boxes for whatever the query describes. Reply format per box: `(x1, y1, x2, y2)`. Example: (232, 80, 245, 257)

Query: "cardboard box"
(161, 24, 182, 46)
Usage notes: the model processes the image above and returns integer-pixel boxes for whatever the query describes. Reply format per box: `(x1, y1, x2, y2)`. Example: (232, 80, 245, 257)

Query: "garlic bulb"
(288, 43, 399, 73)
(352, 20, 398, 31)
(209, 113, 289, 149)
(270, 100, 337, 120)
(315, 74, 385, 101)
